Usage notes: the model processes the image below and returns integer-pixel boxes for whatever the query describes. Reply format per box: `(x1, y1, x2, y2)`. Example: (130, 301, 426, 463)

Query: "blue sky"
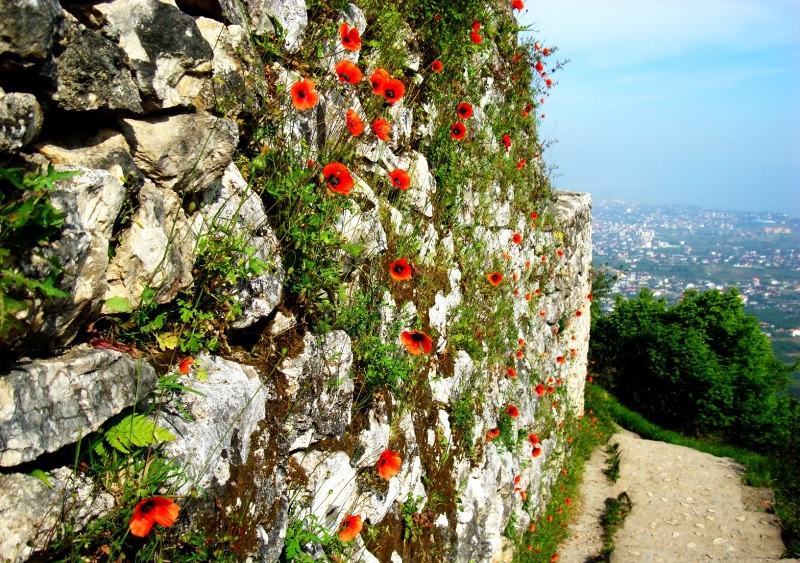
(519, 0, 800, 217)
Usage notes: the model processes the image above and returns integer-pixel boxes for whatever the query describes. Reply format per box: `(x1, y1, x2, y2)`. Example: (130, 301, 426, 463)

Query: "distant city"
(592, 199, 800, 394)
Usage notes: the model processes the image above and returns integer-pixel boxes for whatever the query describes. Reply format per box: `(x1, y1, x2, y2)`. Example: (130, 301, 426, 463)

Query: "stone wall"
(0, 0, 592, 561)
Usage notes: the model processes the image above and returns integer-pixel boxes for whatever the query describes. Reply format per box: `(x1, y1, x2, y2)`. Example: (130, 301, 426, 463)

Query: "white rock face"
(104, 181, 196, 308)
(398, 151, 435, 218)
(0, 89, 43, 152)
(336, 207, 388, 258)
(160, 354, 269, 493)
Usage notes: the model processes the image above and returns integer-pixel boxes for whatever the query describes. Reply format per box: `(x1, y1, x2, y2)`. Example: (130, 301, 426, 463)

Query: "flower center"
(298, 90, 305, 98)
(341, 73, 351, 82)
(140, 500, 155, 514)
(385, 88, 395, 98)
(328, 175, 340, 187)
(393, 265, 404, 274)
(411, 333, 425, 343)
(393, 177, 401, 187)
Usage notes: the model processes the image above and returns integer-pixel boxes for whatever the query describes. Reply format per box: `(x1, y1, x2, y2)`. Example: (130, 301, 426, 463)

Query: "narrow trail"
(559, 429, 796, 563)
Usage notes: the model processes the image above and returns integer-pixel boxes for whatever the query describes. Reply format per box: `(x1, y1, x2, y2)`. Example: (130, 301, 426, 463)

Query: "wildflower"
(451, 122, 466, 139)
(541, 256, 547, 262)
(588, 375, 594, 382)
(338, 514, 363, 541)
(525, 261, 531, 269)
(532, 446, 542, 457)
(502, 252, 511, 259)
(557, 248, 564, 256)
(457, 102, 473, 119)
(548, 385, 555, 393)
(551, 554, 560, 562)
(373, 117, 391, 141)
(587, 293, 594, 300)
(565, 498, 571, 505)
(535, 384, 545, 396)
(511, 232, 522, 244)
(339, 23, 362, 51)
(389, 257, 412, 280)
(335, 60, 362, 84)
(539, 311, 546, 317)
(528, 433, 539, 445)
(389, 168, 411, 190)
(529, 524, 536, 531)
(514, 475, 521, 484)
(178, 357, 193, 375)
(506, 404, 519, 418)
(547, 515, 553, 522)
(369, 68, 390, 94)
(545, 78, 553, 87)
(535, 61, 544, 72)
(507, 367, 517, 378)
(513, 272, 520, 281)
(514, 289, 520, 296)
(512, 0, 524, 9)
(487, 272, 503, 285)
(519, 338, 525, 347)
(377, 450, 402, 480)
(575, 310, 582, 317)
(556, 356, 564, 364)
(129, 497, 179, 537)
(534, 43, 541, 50)
(400, 330, 432, 355)
(487, 428, 500, 440)
(543, 47, 551, 56)
(541, 113, 546, 119)
(516, 350, 523, 359)
(472, 20, 481, 31)
(517, 158, 526, 169)
(431, 60, 443, 73)
(290, 78, 319, 111)
(502, 134, 512, 151)
(470, 31, 482, 44)
(381, 78, 405, 105)
(525, 293, 531, 301)
(322, 162, 354, 195)
(530, 211, 539, 220)
(346, 109, 365, 136)
(570, 349, 576, 356)
(534, 288, 541, 295)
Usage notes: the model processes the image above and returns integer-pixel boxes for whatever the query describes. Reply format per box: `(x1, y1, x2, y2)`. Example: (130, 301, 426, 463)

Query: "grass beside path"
(588, 384, 800, 558)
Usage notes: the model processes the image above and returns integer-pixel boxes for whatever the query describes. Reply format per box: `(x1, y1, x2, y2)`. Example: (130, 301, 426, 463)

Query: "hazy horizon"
(519, 0, 800, 218)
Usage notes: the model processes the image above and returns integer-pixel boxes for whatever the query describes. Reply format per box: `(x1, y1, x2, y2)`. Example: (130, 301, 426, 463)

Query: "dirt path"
(560, 429, 794, 562)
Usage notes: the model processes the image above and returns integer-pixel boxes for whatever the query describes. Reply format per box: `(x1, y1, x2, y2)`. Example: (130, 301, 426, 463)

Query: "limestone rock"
(0, 0, 62, 73)
(192, 163, 284, 329)
(336, 207, 387, 259)
(397, 151, 434, 217)
(120, 113, 238, 193)
(194, 18, 254, 118)
(104, 181, 195, 308)
(16, 167, 125, 348)
(290, 450, 355, 529)
(160, 354, 269, 493)
(0, 347, 157, 466)
(0, 467, 114, 562)
(0, 89, 44, 154)
(94, 0, 213, 111)
(34, 129, 142, 185)
(279, 330, 354, 452)
(48, 19, 142, 113)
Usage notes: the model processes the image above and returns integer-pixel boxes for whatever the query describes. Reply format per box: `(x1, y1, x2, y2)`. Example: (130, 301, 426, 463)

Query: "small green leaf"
(30, 469, 52, 488)
(156, 333, 180, 351)
(104, 296, 133, 313)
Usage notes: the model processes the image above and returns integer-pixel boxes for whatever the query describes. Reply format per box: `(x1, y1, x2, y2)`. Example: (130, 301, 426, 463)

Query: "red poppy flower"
(528, 433, 539, 445)
(570, 349, 577, 357)
(472, 20, 481, 31)
(400, 330, 432, 355)
(487, 272, 503, 285)
(307, 159, 315, 168)
(377, 450, 402, 480)
(512, 0, 524, 9)
(338, 514, 363, 541)
(535, 384, 545, 396)
(545, 78, 553, 87)
(514, 289, 520, 296)
(556, 356, 565, 364)
(588, 375, 594, 382)
(178, 357, 193, 375)
(487, 428, 500, 441)
(517, 158, 526, 169)
(548, 386, 555, 394)
(502, 134, 512, 151)
(534, 43, 541, 50)
(530, 211, 539, 220)
(516, 350, 523, 359)
(373, 118, 391, 141)
(507, 367, 516, 377)
(556, 377, 562, 385)
(506, 405, 519, 418)
(513, 272, 520, 281)
(548, 377, 554, 383)
(557, 248, 564, 256)
(539, 311, 546, 317)
(565, 497, 571, 505)
(451, 122, 466, 139)
(380, 78, 405, 105)
(457, 102, 473, 119)
(431, 60, 443, 73)
(543, 48, 551, 56)
(514, 475, 521, 484)
(519, 338, 525, 347)
(322, 162, 354, 195)
(534, 288, 541, 295)
(335, 60, 363, 84)
(575, 310, 582, 317)
(346, 109, 365, 136)
(389, 257, 412, 280)
(129, 497, 180, 537)
(339, 23, 362, 51)
(541, 256, 547, 262)
(389, 168, 411, 190)
(551, 554, 560, 563)
(532, 446, 542, 457)
(522, 109, 529, 119)
(370, 68, 390, 94)
(470, 31, 482, 44)
(290, 78, 319, 111)
(511, 233, 522, 244)
(525, 293, 531, 301)
(587, 293, 594, 300)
